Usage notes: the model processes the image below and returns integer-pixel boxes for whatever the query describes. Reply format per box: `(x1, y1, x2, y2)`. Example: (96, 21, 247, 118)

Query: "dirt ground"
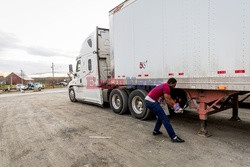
(0, 88, 249, 167)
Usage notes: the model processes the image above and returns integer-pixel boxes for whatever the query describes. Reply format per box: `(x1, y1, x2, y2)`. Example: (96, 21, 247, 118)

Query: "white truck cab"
(68, 27, 111, 105)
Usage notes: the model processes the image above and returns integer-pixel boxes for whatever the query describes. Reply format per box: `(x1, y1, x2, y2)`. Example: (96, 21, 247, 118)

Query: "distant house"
(5, 72, 34, 85)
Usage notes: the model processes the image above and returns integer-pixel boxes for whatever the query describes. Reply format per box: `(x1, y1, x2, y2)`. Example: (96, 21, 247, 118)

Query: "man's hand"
(174, 103, 183, 113)
(174, 103, 181, 110)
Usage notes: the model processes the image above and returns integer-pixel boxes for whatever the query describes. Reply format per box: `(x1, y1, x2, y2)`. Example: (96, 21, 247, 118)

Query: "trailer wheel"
(69, 88, 77, 102)
(109, 89, 128, 114)
(128, 89, 153, 120)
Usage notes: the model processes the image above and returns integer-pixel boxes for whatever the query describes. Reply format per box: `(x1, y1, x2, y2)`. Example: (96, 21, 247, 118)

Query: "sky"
(0, 0, 124, 77)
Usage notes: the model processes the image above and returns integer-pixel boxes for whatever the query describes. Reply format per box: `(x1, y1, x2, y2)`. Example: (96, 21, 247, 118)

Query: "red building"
(5, 72, 34, 85)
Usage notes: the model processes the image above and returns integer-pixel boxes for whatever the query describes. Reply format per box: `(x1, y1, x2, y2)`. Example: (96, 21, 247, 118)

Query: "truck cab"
(68, 27, 111, 105)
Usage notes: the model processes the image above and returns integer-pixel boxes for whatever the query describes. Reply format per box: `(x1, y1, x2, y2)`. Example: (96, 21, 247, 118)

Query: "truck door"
(81, 54, 103, 105)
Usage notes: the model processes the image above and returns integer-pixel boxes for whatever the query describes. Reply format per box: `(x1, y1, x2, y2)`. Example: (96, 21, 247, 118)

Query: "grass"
(0, 85, 17, 90)
(45, 85, 66, 89)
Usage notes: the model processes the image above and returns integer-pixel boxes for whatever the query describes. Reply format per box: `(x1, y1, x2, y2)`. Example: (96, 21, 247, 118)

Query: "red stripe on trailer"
(178, 72, 184, 76)
(138, 74, 142, 77)
(235, 69, 245, 74)
(169, 73, 174, 76)
(113, 4, 124, 14)
(144, 74, 149, 77)
(217, 70, 226, 74)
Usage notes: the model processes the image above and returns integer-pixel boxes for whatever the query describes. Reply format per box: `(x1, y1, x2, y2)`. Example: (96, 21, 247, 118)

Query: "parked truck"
(68, 0, 250, 136)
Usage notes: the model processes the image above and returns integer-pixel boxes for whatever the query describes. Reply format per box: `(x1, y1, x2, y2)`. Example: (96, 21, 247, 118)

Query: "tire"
(69, 88, 77, 102)
(109, 89, 128, 114)
(128, 89, 153, 120)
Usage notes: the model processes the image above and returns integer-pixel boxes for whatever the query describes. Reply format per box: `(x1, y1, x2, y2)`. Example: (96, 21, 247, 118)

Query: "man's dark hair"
(167, 78, 177, 84)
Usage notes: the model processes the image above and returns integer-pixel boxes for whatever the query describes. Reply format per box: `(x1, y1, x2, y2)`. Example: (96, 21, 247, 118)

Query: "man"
(145, 78, 185, 143)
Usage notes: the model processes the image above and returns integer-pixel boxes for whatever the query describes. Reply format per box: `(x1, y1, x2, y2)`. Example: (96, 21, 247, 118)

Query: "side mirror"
(69, 64, 73, 73)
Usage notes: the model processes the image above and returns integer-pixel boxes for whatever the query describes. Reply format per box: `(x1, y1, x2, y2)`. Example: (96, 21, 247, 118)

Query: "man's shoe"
(153, 131, 163, 136)
(171, 136, 185, 143)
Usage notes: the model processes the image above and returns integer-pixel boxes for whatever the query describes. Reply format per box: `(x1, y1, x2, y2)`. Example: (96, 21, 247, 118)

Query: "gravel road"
(0, 89, 249, 167)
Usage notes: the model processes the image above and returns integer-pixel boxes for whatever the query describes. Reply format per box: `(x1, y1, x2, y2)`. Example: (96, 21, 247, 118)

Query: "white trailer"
(68, 0, 250, 136)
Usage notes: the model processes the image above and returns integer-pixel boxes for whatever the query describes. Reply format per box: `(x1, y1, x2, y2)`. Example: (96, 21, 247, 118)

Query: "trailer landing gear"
(230, 111, 241, 121)
(198, 120, 211, 137)
(186, 90, 239, 137)
(230, 94, 241, 122)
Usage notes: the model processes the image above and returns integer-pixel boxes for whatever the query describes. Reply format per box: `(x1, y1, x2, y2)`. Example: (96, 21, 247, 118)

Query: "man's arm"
(164, 93, 175, 108)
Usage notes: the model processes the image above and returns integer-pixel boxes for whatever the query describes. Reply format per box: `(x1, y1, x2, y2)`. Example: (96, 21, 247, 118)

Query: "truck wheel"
(128, 89, 153, 120)
(109, 89, 128, 114)
(69, 88, 77, 102)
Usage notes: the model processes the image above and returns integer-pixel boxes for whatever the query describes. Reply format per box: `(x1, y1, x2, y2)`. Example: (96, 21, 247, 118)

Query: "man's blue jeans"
(145, 100, 176, 139)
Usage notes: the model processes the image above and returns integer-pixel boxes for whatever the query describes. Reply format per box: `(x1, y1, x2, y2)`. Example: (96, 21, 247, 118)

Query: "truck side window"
(87, 39, 92, 48)
(88, 59, 92, 71)
(76, 60, 81, 72)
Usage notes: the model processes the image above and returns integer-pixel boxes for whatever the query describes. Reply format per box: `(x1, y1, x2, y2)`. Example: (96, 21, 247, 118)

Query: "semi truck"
(68, 0, 250, 136)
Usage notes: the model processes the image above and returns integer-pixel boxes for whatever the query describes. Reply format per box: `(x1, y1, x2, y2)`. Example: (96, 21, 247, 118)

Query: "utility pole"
(51, 63, 55, 88)
(21, 69, 23, 85)
(10, 76, 12, 89)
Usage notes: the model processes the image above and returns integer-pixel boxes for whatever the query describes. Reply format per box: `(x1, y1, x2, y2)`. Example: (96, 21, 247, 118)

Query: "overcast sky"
(0, 0, 124, 76)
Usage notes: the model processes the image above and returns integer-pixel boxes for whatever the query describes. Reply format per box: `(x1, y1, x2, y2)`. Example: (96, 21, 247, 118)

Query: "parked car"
(27, 83, 34, 90)
(34, 83, 43, 89)
(16, 84, 27, 91)
(56, 82, 67, 86)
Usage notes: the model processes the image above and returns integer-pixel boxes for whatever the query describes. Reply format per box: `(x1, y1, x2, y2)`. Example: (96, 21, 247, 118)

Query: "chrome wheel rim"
(132, 96, 144, 114)
(112, 94, 121, 110)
